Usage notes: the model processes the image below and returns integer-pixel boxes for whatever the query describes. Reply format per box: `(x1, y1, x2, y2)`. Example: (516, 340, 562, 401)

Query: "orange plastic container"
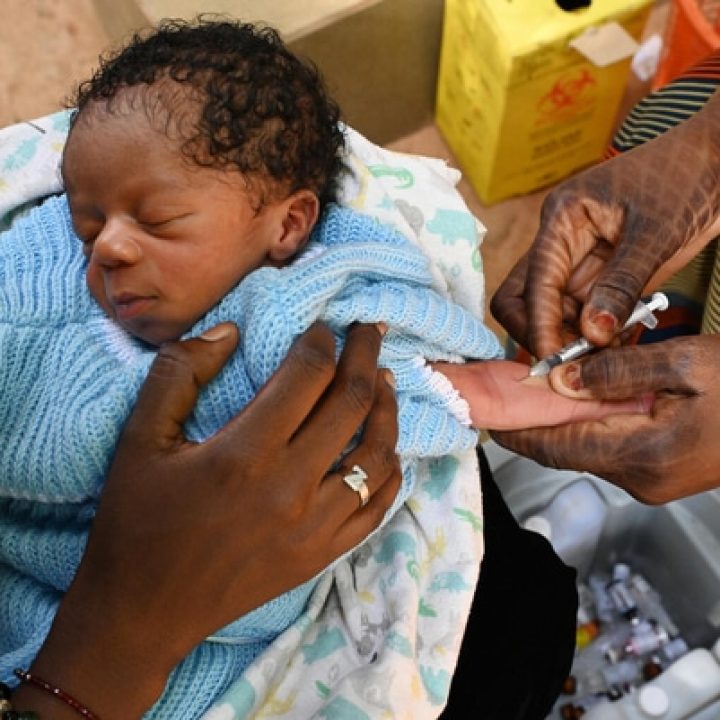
(654, 0, 720, 88)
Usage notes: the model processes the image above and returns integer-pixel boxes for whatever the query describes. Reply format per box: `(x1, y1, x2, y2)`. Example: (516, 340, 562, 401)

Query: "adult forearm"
(11, 572, 171, 719)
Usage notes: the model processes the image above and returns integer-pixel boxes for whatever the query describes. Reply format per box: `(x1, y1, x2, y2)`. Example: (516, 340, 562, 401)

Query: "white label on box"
(569, 21, 639, 67)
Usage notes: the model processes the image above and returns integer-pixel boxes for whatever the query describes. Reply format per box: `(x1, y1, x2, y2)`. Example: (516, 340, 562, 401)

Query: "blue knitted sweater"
(0, 194, 502, 718)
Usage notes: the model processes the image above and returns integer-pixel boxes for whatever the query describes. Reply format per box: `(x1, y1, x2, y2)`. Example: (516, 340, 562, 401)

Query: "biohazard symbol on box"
(537, 68, 597, 123)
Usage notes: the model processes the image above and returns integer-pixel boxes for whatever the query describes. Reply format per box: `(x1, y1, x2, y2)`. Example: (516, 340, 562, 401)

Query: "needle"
(528, 292, 669, 377)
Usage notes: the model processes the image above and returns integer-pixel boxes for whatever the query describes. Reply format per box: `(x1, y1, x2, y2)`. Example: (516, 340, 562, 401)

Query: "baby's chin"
(118, 318, 189, 348)
(91, 293, 186, 346)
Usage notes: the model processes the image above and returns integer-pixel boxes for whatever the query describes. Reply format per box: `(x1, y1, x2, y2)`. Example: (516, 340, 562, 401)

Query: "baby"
(57, 19, 622, 429)
(0, 18, 638, 719)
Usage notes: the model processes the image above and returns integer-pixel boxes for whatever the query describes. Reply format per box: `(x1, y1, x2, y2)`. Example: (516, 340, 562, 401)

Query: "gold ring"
(342, 464, 370, 508)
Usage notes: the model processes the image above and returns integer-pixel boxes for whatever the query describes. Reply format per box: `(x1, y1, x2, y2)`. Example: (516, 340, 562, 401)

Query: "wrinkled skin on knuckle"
(580, 352, 622, 395)
(539, 182, 602, 230)
(581, 348, 650, 397)
(588, 267, 646, 321)
(541, 184, 578, 220)
(581, 339, 700, 399)
(342, 371, 375, 415)
(149, 344, 198, 385)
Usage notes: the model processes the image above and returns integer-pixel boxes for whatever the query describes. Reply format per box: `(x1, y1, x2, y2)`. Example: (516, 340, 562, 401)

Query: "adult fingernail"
(376, 322, 388, 337)
(562, 362, 583, 392)
(636, 392, 655, 413)
(383, 368, 396, 390)
(199, 324, 232, 342)
(589, 310, 618, 333)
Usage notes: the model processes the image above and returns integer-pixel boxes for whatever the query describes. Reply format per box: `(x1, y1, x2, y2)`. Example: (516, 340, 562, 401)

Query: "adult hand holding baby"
(12, 322, 400, 720)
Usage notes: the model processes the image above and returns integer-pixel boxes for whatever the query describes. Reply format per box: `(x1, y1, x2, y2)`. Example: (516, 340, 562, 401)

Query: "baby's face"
(62, 108, 284, 346)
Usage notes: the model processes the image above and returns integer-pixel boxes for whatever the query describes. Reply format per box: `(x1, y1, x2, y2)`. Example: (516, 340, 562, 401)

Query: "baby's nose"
(92, 219, 142, 267)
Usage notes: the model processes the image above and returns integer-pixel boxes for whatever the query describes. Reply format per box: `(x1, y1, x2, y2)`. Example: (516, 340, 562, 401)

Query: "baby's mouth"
(111, 293, 155, 321)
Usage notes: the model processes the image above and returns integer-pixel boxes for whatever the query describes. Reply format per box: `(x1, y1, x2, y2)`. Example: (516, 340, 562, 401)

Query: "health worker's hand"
(491, 335, 720, 504)
(433, 359, 651, 431)
(13, 322, 401, 720)
(491, 90, 720, 360)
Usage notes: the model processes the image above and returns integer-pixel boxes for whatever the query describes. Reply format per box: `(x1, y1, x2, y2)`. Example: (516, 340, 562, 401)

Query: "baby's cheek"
(85, 266, 108, 309)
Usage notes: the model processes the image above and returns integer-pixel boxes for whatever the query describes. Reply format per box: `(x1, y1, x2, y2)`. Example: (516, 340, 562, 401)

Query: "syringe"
(529, 292, 669, 377)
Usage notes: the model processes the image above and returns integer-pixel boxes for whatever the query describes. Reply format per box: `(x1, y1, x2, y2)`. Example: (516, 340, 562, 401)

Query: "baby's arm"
(433, 360, 653, 431)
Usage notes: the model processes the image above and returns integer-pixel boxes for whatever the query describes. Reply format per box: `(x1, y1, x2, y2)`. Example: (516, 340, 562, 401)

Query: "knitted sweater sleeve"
(187, 204, 503, 459)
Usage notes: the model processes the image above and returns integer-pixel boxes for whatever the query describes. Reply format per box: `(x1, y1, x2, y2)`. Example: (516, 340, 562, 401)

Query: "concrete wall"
(291, 0, 444, 144)
(131, 0, 384, 41)
(91, 0, 444, 144)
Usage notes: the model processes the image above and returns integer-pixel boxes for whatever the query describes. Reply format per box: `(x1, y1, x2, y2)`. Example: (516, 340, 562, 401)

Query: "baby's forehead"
(62, 98, 270, 206)
(73, 80, 201, 142)
(62, 102, 196, 189)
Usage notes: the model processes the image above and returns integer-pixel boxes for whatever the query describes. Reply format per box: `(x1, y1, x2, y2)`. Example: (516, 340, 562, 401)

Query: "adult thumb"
(549, 343, 669, 402)
(124, 322, 240, 451)
(580, 246, 661, 346)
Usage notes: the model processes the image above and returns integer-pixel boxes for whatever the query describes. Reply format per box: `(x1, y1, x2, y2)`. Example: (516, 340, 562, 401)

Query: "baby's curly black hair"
(69, 17, 346, 209)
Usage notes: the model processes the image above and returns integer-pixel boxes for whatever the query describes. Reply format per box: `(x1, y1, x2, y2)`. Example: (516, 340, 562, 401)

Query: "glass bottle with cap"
(581, 638, 720, 719)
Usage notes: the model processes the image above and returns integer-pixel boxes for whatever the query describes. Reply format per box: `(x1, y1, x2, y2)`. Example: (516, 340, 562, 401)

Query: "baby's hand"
(433, 359, 653, 431)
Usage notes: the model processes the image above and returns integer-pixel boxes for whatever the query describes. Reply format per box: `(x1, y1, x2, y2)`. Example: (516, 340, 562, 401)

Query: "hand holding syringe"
(529, 292, 669, 377)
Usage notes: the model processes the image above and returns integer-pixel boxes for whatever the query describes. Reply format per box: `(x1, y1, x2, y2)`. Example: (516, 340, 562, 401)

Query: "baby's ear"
(268, 190, 319, 262)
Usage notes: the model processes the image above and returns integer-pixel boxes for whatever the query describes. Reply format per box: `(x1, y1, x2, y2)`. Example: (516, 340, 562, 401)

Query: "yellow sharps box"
(436, 0, 654, 204)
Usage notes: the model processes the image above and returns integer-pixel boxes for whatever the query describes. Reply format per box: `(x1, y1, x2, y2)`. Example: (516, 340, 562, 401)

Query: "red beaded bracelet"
(13, 670, 99, 720)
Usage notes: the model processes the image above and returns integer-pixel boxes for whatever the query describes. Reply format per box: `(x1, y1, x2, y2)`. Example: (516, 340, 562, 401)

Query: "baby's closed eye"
(138, 212, 193, 233)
